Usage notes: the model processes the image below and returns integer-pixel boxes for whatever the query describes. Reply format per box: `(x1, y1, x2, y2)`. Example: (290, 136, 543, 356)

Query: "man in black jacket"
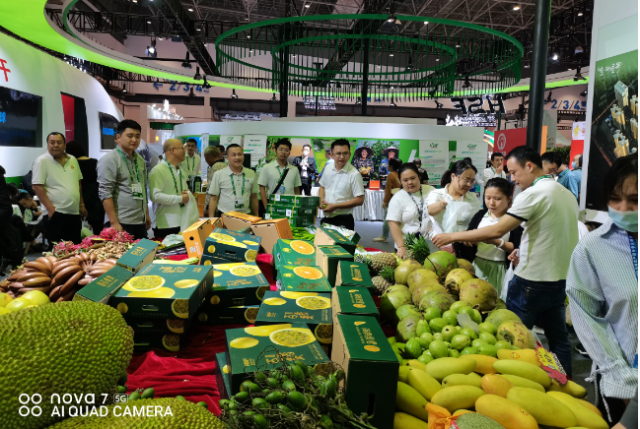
(292, 144, 317, 195)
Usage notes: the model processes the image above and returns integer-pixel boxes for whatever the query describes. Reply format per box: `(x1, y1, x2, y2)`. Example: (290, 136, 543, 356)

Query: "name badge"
(131, 183, 144, 200)
(277, 186, 285, 194)
(235, 202, 245, 209)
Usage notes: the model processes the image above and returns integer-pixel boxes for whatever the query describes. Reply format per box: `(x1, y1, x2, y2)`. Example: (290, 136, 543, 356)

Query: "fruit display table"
(311, 188, 385, 221)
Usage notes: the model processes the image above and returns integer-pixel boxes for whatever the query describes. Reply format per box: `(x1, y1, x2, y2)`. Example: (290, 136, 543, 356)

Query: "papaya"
(408, 368, 442, 401)
(430, 385, 485, 412)
(442, 373, 482, 389)
(407, 359, 427, 372)
(579, 399, 603, 417)
(481, 374, 513, 397)
(507, 387, 577, 428)
(547, 379, 588, 398)
(493, 360, 551, 388)
(475, 394, 539, 429)
(425, 357, 476, 381)
(398, 366, 412, 383)
(459, 354, 498, 374)
(396, 382, 430, 421)
(452, 409, 474, 416)
(497, 348, 541, 368)
(393, 412, 429, 429)
(499, 374, 545, 393)
(546, 392, 608, 429)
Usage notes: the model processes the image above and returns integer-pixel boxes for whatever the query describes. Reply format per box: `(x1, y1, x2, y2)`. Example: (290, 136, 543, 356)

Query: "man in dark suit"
(292, 144, 317, 195)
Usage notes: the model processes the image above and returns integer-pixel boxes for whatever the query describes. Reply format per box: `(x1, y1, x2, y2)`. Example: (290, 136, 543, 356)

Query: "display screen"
(99, 112, 119, 150)
(0, 85, 43, 147)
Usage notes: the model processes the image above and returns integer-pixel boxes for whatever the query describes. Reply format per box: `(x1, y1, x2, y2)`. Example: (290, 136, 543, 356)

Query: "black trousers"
(153, 226, 180, 238)
(596, 374, 628, 426)
(300, 179, 312, 196)
(48, 212, 82, 244)
(106, 222, 148, 240)
(321, 214, 355, 231)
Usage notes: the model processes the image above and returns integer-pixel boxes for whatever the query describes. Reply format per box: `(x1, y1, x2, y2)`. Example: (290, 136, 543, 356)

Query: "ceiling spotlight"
(524, 64, 530, 68)
(573, 66, 586, 81)
(196, 28, 201, 31)
(435, 58, 440, 62)
(189, 86, 195, 97)
(122, 86, 127, 94)
(182, 52, 192, 69)
(389, 53, 394, 57)
(381, 12, 402, 33)
(513, 5, 521, 10)
(147, 20, 152, 24)
(424, 21, 429, 25)
(463, 75, 472, 88)
(456, 44, 461, 48)
(356, 97, 362, 105)
(188, 8, 194, 12)
(272, 93, 277, 101)
(376, 65, 381, 68)
(580, 89, 588, 97)
(304, 4, 310, 7)
(544, 91, 553, 104)
(390, 98, 397, 107)
(435, 99, 443, 109)
(203, 77, 211, 89)
(193, 67, 202, 80)
(577, 11, 583, 16)
(492, 62, 498, 74)
(231, 89, 238, 99)
(247, 35, 251, 39)
(145, 39, 157, 58)
(552, 53, 559, 60)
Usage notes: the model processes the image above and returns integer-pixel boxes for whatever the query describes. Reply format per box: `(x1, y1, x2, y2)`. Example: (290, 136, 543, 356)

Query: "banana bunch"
(2, 255, 117, 302)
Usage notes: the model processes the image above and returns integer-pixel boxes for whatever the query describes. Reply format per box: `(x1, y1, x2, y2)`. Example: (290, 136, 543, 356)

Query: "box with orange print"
(202, 228, 261, 263)
(273, 239, 317, 271)
(276, 265, 331, 293)
(203, 261, 270, 308)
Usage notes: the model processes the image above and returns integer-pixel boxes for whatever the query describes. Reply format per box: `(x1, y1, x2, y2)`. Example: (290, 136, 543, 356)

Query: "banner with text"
(456, 141, 489, 170)
(570, 122, 585, 171)
(493, 128, 527, 160)
(244, 135, 267, 167)
(419, 140, 450, 186)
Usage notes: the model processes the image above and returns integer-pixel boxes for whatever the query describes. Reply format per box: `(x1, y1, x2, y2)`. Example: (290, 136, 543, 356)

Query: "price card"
(536, 346, 568, 384)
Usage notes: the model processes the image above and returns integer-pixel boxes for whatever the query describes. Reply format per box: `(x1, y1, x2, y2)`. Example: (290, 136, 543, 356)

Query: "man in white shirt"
(318, 139, 365, 231)
(32, 132, 87, 244)
(204, 146, 225, 211)
(258, 138, 302, 215)
(477, 153, 506, 201)
(208, 144, 259, 217)
(149, 139, 198, 237)
(432, 146, 578, 377)
(180, 138, 201, 178)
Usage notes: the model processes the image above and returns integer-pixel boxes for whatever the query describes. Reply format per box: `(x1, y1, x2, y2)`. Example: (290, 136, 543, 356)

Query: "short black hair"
(275, 138, 292, 151)
(65, 141, 85, 158)
(541, 152, 559, 167)
(226, 143, 243, 153)
(463, 157, 473, 165)
(389, 158, 402, 171)
(186, 138, 198, 145)
(46, 132, 66, 144)
(506, 146, 543, 169)
(116, 119, 141, 135)
(331, 139, 350, 152)
(576, 154, 583, 168)
(303, 144, 312, 150)
(491, 152, 504, 161)
(17, 192, 32, 202)
(398, 162, 419, 177)
(441, 160, 478, 187)
(604, 153, 637, 202)
(485, 177, 514, 199)
(413, 158, 422, 165)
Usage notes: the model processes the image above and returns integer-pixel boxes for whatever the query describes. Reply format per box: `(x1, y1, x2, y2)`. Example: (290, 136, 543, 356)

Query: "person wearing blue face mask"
(567, 153, 638, 425)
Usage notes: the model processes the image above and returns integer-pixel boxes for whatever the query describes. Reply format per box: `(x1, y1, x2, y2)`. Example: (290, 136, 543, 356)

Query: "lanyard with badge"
(230, 172, 246, 209)
(405, 188, 423, 235)
(186, 155, 195, 175)
(117, 148, 144, 200)
(275, 165, 288, 194)
(165, 160, 185, 207)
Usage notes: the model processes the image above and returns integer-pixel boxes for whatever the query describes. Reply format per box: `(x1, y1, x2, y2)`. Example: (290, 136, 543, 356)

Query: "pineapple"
(403, 233, 417, 260)
(369, 252, 398, 273)
(407, 235, 431, 265)
(372, 266, 396, 295)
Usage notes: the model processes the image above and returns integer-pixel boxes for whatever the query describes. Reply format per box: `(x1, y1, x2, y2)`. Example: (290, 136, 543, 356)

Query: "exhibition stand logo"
(0, 58, 11, 82)
(497, 134, 507, 151)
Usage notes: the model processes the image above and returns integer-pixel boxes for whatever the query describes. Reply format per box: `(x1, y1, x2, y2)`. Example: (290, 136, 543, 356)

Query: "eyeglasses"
(456, 176, 476, 186)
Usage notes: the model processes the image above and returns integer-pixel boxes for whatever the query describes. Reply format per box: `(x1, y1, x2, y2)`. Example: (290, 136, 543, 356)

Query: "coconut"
(380, 285, 412, 324)
(407, 269, 441, 295)
(412, 281, 447, 305)
(424, 251, 458, 280)
(396, 304, 421, 321)
(395, 259, 422, 285)
(418, 290, 457, 313)
(444, 268, 474, 297)
(396, 315, 421, 342)
(497, 320, 536, 349)
(459, 278, 498, 312)
(485, 309, 522, 327)
(456, 258, 476, 277)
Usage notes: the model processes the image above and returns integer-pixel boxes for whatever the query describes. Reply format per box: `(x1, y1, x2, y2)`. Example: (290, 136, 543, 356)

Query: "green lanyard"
(531, 174, 552, 187)
(186, 154, 195, 173)
(276, 164, 288, 181)
(164, 160, 182, 195)
(229, 172, 246, 202)
(116, 147, 141, 184)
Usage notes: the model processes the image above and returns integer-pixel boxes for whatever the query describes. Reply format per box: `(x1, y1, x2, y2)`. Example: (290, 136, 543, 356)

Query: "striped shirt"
(566, 218, 638, 399)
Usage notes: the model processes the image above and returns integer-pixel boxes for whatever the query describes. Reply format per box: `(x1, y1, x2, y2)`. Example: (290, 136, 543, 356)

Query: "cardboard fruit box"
(195, 305, 260, 325)
(265, 204, 317, 217)
(268, 194, 320, 207)
(116, 239, 160, 273)
(250, 219, 293, 255)
(314, 227, 357, 255)
(335, 261, 373, 288)
(133, 333, 185, 353)
(215, 352, 232, 400)
(73, 265, 133, 304)
(202, 228, 261, 263)
(316, 245, 354, 286)
(127, 317, 192, 335)
(182, 218, 221, 259)
(204, 262, 270, 307)
(109, 264, 212, 320)
(276, 265, 331, 293)
(331, 286, 379, 321)
(225, 323, 329, 395)
(273, 239, 317, 270)
(223, 211, 263, 231)
(331, 314, 399, 429)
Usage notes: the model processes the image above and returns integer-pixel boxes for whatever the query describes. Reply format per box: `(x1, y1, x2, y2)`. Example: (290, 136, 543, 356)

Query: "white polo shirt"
(387, 186, 433, 236)
(179, 153, 201, 177)
(258, 161, 302, 196)
(425, 185, 481, 237)
(475, 212, 511, 262)
(32, 153, 83, 215)
(318, 163, 365, 217)
(208, 166, 258, 214)
(149, 161, 198, 229)
(506, 177, 579, 282)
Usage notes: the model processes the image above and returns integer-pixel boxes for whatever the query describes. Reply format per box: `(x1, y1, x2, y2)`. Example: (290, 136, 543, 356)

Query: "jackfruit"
(45, 398, 225, 428)
(0, 301, 133, 429)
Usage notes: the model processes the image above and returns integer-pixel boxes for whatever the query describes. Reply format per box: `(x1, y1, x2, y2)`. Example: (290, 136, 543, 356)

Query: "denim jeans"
(382, 208, 389, 239)
(506, 275, 573, 378)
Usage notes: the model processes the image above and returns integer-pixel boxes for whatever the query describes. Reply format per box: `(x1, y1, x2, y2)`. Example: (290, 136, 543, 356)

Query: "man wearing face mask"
(571, 154, 583, 201)
(567, 153, 638, 425)
(293, 144, 317, 195)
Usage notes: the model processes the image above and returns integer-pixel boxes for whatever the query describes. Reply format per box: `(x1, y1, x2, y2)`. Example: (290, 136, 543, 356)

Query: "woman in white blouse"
(387, 163, 433, 259)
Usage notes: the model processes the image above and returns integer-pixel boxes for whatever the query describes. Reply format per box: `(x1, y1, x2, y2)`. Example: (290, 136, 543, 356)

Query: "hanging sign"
(450, 95, 506, 114)
(220, 135, 242, 146)
(457, 141, 489, 170)
(419, 140, 449, 187)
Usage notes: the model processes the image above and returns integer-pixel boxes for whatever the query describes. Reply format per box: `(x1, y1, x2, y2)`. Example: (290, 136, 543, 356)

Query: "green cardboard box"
(314, 227, 357, 255)
(74, 265, 133, 304)
(331, 287, 379, 321)
(204, 262, 270, 307)
(331, 315, 399, 429)
(225, 323, 329, 394)
(269, 194, 320, 207)
(266, 204, 317, 217)
(109, 264, 212, 320)
(273, 239, 317, 271)
(203, 228, 261, 263)
(276, 265, 331, 293)
(316, 245, 354, 286)
(264, 214, 316, 227)
(199, 254, 230, 266)
(195, 305, 260, 325)
(128, 317, 192, 335)
(256, 291, 333, 352)
(215, 352, 232, 400)
(133, 333, 185, 352)
(335, 261, 373, 288)
(116, 239, 160, 273)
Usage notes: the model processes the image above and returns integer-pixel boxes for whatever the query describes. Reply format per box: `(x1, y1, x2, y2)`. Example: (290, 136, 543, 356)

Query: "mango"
(507, 387, 577, 428)
(499, 375, 545, 393)
(430, 385, 485, 412)
(398, 366, 412, 383)
(407, 359, 427, 372)
(393, 412, 429, 429)
(452, 409, 474, 416)
(547, 392, 608, 429)
(459, 354, 499, 374)
(425, 357, 476, 381)
(408, 368, 442, 401)
(475, 394, 539, 429)
(547, 379, 588, 398)
(493, 360, 551, 388)
(481, 374, 513, 397)
(442, 373, 482, 389)
(497, 348, 541, 368)
(396, 382, 430, 421)
(579, 399, 603, 417)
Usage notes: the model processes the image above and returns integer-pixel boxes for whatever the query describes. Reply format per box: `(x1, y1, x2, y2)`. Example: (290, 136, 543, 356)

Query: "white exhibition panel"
(0, 31, 122, 178)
